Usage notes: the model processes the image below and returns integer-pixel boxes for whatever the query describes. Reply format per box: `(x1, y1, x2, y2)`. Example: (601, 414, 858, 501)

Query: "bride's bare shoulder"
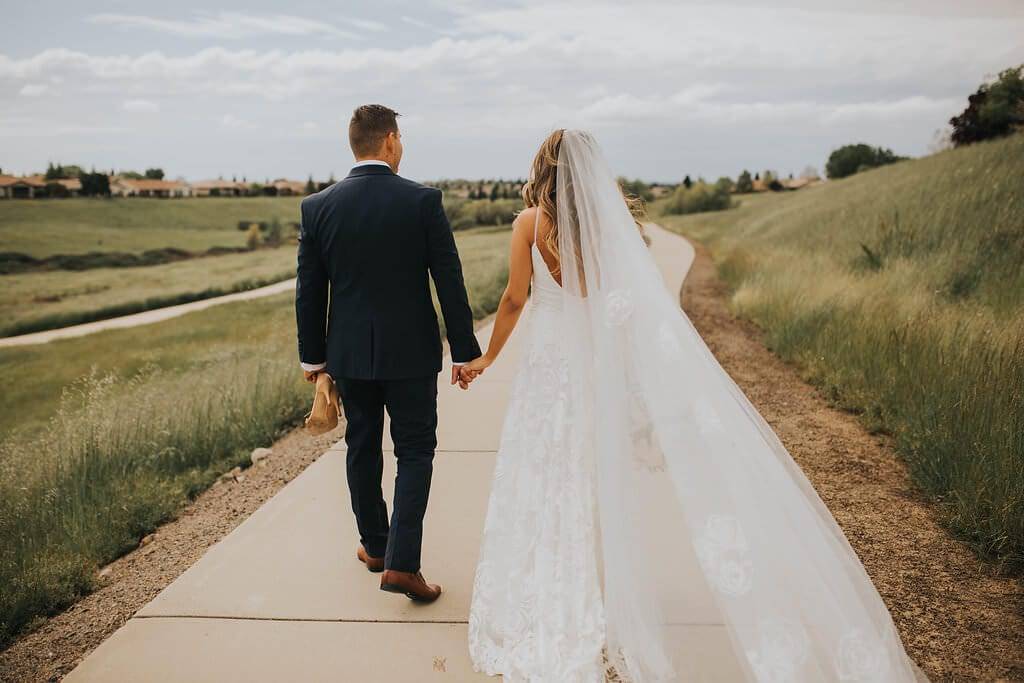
(513, 206, 552, 244)
(512, 207, 537, 240)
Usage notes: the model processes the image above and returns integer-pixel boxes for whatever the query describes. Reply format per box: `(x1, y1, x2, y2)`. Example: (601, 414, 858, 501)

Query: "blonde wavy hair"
(522, 129, 647, 278)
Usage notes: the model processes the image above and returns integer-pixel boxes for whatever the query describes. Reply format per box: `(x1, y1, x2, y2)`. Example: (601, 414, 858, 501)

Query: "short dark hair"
(349, 104, 400, 157)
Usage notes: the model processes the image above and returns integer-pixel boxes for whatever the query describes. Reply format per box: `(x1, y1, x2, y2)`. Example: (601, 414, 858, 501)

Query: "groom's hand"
(303, 369, 320, 383)
(451, 365, 471, 390)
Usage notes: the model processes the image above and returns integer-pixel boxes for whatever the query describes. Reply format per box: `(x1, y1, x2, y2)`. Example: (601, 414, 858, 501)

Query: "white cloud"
(2, 1, 1023, 179)
(88, 11, 365, 40)
(122, 99, 160, 113)
(19, 83, 53, 97)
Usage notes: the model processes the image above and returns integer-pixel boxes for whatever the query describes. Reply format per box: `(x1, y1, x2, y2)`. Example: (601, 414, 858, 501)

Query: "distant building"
(54, 178, 83, 196)
(110, 177, 191, 198)
(781, 177, 816, 191)
(271, 179, 308, 196)
(0, 174, 81, 198)
(0, 175, 45, 199)
(191, 179, 247, 197)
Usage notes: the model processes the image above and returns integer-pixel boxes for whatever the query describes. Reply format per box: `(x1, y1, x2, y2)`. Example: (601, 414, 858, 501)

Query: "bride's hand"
(460, 355, 492, 383)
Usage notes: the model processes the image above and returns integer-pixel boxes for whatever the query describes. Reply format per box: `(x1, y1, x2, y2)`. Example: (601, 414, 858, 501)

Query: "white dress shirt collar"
(352, 159, 391, 169)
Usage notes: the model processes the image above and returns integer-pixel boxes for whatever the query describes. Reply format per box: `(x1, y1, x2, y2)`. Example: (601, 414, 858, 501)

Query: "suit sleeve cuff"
(300, 361, 327, 372)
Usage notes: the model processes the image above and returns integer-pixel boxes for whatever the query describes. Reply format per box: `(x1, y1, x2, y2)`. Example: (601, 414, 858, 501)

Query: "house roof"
(0, 174, 48, 188)
(192, 179, 246, 190)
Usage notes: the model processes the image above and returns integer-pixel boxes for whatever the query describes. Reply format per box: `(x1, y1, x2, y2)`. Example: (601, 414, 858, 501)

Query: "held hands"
(451, 355, 493, 390)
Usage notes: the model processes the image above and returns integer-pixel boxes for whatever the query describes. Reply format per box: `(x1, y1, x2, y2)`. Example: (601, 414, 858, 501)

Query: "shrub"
(245, 224, 263, 250)
(44, 182, 70, 199)
(825, 144, 907, 179)
(618, 177, 655, 201)
(265, 218, 283, 247)
(664, 181, 733, 215)
(443, 197, 521, 230)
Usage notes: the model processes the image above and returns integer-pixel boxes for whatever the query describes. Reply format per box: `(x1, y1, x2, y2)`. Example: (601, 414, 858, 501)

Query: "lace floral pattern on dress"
(745, 618, 810, 683)
(694, 514, 754, 597)
(837, 628, 891, 681)
(469, 304, 606, 683)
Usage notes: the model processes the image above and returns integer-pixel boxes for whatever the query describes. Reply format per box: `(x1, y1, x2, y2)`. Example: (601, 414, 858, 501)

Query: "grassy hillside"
(657, 133, 1024, 571)
(0, 196, 303, 257)
(0, 225, 511, 647)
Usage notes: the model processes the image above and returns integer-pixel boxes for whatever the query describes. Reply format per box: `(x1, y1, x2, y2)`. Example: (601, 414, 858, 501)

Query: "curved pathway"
(64, 226, 694, 681)
(0, 278, 296, 348)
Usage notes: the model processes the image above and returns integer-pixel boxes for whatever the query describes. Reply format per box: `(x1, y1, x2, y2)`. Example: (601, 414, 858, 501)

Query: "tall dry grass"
(0, 224, 512, 647)
(658, 133, 1024, 572)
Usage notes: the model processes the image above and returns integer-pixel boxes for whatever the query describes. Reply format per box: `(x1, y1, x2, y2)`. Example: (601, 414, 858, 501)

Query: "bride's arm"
(460, 209, 535, 378)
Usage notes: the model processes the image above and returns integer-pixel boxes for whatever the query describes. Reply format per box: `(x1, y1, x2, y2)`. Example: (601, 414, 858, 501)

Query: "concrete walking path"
(0, 278, 296, 348)
(65, 225, 697, 682)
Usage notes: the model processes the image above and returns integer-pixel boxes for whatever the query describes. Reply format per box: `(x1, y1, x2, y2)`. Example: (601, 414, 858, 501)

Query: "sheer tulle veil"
(553, 130, 920, 682)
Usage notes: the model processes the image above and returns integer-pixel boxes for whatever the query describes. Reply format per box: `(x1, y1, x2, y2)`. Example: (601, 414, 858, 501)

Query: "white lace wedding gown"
(468, 130, 920, 683)
(468, 217, 607, 681)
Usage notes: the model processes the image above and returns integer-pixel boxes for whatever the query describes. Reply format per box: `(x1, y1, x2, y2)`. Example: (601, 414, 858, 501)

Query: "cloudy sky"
(2, 0, 1022, 183)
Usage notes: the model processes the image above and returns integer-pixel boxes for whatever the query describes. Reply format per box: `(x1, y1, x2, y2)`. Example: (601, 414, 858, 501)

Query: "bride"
(460, 129, 921, 682)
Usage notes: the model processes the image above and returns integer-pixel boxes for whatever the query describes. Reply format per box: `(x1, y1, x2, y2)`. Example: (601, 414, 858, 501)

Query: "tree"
(489, 182, 499, 201)
(682, 175, 692, 189)
(80, 171, 111, 197)
(45, 162, 65, 180)
(735, 170, 753, 193)
(950, 65, 1024, 146)
(825, 144, 905, 179)
(144, 168, 165, 180)
(305, 175, 316, 194)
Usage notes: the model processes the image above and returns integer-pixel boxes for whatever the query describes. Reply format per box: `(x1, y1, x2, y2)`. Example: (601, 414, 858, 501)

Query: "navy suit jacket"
(295, 164, 481, 380)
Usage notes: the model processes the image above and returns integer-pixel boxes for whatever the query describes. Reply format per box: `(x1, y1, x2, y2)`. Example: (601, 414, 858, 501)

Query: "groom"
(295, 104, 481, 603)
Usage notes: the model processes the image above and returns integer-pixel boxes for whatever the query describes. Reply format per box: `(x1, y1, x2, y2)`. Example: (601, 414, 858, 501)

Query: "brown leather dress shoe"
(380, 569, 442, 603)
(357, 546, 384, 573)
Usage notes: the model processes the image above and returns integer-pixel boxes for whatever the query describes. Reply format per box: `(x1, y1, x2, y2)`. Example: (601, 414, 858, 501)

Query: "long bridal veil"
(554, 130, 920, 682)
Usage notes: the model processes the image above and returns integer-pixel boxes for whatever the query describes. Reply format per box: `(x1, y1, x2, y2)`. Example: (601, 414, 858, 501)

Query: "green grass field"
(0, 246, 299, 337)
(0, 196, 303, 257)
(0, 224, 511, 647)
(657, 133, 1024, 572)
(0, 195, 522, 338)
